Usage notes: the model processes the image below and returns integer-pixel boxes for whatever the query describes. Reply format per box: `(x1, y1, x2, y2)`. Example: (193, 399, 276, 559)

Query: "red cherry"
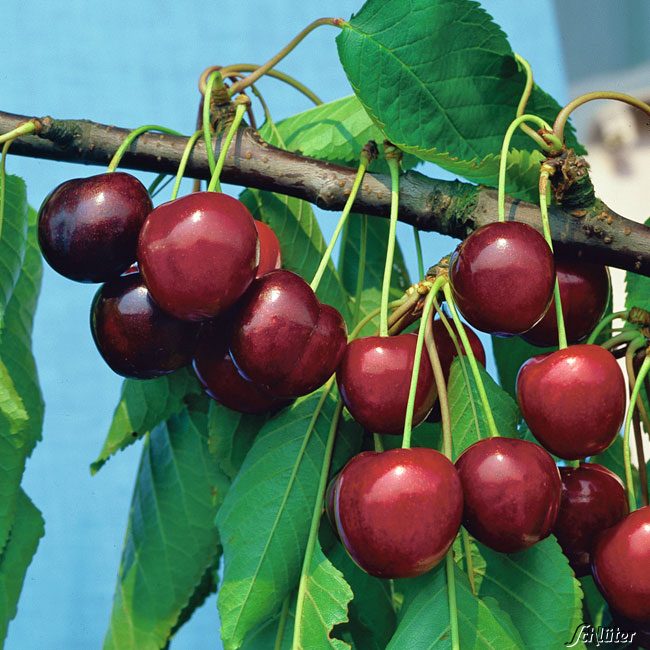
(521, 258, 610, 347)
(455, 437, 561, 553)
(192, 319, 289, 414)
(449, 222, 555, 335)
(38, 172, 152, 283)
(254, 221, 282, 277)
(592, 506, 650, 624)
(138, 192, 259, 321)
(332, 448, 463, 578)
(90, 272, 199, 378)
(336, 334, 436, 435)
(554, 463, 629, 577)
(517, 344, 626, 460)
(230, 270, 347, 399)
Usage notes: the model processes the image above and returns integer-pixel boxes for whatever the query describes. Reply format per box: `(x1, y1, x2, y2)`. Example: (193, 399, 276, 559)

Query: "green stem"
(171, 130, 203, 200)
(293, 399, 344, 649)
(311, 154, 370, 292)
(380, 153, 401, 337)
(202, 70, 224, 175)
(351, 215, 368, 326)
(373, 433, 385, 452)
(461, 528, 477, 596)
(349, 299, 406, 340)
(274, 596, 291, 650)
(514, 53, 549, 149)
(445, 552, 461, 650)
(0, 140, 12, 243)
(107, 125, 182, 172)
(601, 330, 643, 351)
(623, 349, 650, 511)
(444, 284, 500, 438)
(587, 310, 629, 345)
(228, 18, 343, 96)
(413, 227, 424, 280)
(148, 173, 172, 198)
(0, 120, 37, 145)
(207, 101, 248, 193)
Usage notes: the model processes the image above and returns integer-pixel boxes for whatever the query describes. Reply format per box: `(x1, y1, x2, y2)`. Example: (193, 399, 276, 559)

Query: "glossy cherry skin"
(254, 221, 282, 278)
(192, 319, 288, 414)
(449, 222, 555, 336)
(517, 344, 626, 460)
(337, 334, 437, 435)
(332, 448, 463, 578)
(455, 437, 561, 553)
(230, 270, 347, 399)
(138, 192, 259, 321)
(91, 272, 199, 378)
(38, 172, 152, 283)
(592, 506, 650, 624)
(521, 258, 610, 347)
(554, 463, 628, 577)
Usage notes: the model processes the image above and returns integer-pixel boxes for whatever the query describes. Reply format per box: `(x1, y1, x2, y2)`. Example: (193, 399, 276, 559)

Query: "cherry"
(229, 270, 347, 399)
(521, 257, 610, 347)
(331, 447, 463, 578)
(38, 172, 152, 283)
(592, 506, 650, 624)
(254, 221, 282, 277)
(137, 192, 259, 321)
(517, 344, 626, 460)
(336, 334, 436, 435)
(553, 463, 628, 577)
(90, 272, 199, 379)
(192, 318, 288, 414)
(448, 222, 555, 336)
(455, 437, 561, 553)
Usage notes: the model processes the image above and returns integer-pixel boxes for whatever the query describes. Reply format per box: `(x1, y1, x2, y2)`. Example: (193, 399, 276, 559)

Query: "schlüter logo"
(565, 624, 637, 647)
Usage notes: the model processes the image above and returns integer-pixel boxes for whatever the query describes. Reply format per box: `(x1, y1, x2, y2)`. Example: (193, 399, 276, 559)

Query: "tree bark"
(1, 110, 649, 276)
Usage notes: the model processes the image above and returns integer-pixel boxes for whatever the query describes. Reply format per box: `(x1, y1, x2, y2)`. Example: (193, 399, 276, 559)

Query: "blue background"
(1, 1, 567, 648)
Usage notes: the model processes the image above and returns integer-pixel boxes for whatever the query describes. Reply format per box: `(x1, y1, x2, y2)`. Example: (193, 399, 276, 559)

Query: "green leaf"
(387, 562, 524, 649)
(103, 408, 227, 650)
(91, 368, 201, 474)
(0, 490, 44, 646)
(492, 336, 552, 400)
(217, 388, 361, 650)
(625, 218, 650, 313)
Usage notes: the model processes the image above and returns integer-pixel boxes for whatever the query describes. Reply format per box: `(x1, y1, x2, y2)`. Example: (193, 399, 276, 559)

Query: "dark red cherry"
(138, 192, 259, 321)
(38, 172, 152, 283)
(592, 506, 650, 624)
(230, 270, 347, 399)
(254, 221, 282, 277)
(192, 319, 288, 414)
(455, 437, 561, 553)
(336, 334, 436, 435)
(332, 448, 463, 578)
(449, 222, 555, 335)
(517, 344, 626, 460)
(91, 272, 199, 379)
(521, 258, 610, 347)
(553, 463, 628, 577)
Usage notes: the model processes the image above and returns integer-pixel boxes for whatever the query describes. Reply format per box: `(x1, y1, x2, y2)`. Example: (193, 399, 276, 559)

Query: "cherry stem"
(601, 330, 643, 351)
(623, 348, 650, 511)
(228, 18, 343, 97)
(0, 120, 38, 146)
(539, 166, 568, 349)
(402, 278, 445, 449)
(0, 140, 13, 242)
(106, 125, 182, 173)
(381, 148, 402, 337)
(148, 173, 173, 198)
(311, 146, 373, 292)
(445, 552, 461, 650)
(514, 53, 550, 150)
(586, 310, 629, 345)
(413, 227, 425, 280)
(627, 339, 650, 507)
(171, 130, 203, 200)
(202, 70, 226, 175)
(460, 528, 477, 596)
(274, 596, 291, 650)
(553, 91, 650, 149)
(443, 283, 500, 438)
(387, 287, 422, 335)
(207, 100, 249, 193)
(373, 433, 385, 452)
(351, 215, 368, 326)
(348, 298, 406, 340)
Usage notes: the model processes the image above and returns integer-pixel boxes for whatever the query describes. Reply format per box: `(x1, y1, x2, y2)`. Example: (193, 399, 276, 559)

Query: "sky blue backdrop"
(1, 2, 567, 647)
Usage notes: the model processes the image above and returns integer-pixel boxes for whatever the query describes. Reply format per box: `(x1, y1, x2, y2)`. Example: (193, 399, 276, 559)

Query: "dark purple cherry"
(38, 172, 152, 282)
(592, 506, 650, 624)
(336, 334, 436, 435)
(230, 270, 347, 399)
(455, 437, 561, 553)
(449, 221, 555, 335)
(521, 258, 610, 347)
(332, 448, 463, 578)
(138, 192, 259, 321)
(517, 344, 626, 460)
(255, 221, 282, 278)
(192, 319, 288, 414)
(554, 463, 628, 576)
(91, 272, 198, 379)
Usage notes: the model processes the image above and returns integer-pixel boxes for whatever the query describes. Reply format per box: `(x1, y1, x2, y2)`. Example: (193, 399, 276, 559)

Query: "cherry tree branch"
(1, 110, 649, 275)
